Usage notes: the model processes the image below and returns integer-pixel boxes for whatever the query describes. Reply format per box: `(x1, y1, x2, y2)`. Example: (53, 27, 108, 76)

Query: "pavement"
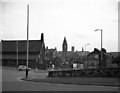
(22, 69, 119, 87)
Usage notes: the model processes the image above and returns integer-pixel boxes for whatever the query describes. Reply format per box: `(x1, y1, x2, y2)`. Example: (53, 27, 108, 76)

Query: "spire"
(63, 36, 67, 45)
(62, 36, 67, 52)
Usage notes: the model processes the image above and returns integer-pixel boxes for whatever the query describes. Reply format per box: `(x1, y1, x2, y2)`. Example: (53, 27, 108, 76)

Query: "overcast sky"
(0, 0, 119, 52)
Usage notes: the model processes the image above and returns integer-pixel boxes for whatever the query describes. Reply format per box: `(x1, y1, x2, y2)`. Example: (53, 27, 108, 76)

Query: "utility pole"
(16, 40, 18, 69)
(26, 5, 29, 78)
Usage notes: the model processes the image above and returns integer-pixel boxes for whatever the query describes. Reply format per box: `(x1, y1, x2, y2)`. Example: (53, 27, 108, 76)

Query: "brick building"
(2, 33, 45, 69)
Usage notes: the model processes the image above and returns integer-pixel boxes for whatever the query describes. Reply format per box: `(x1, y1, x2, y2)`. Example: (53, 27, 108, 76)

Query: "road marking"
(17, 77, 23, 81)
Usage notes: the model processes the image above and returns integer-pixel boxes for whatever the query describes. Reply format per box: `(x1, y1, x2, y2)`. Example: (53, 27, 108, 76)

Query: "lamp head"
(95, 29, 102, 31)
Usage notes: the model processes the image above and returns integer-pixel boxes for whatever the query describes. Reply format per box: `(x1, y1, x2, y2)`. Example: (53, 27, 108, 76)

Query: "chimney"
(71, 46, 74, 52)
(41, 33, 44, 41)
(82, 47, 84, 52)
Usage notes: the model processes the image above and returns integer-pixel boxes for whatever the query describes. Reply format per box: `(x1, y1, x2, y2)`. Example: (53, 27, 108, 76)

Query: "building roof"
(2, 40, 43, 52)
(110, 52, 120, 57)
(2, 55, 38, 60)
(2, 40, 45, 60)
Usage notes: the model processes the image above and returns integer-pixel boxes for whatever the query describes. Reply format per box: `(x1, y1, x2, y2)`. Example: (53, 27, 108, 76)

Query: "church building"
(2, 33, 45, 69)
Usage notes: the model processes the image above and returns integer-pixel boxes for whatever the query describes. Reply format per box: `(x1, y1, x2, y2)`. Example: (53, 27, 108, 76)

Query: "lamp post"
(85, 44, 90, 51)
(94, 29, 103, 68)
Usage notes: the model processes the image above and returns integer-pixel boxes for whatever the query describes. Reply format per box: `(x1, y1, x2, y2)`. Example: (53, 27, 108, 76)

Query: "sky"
(0, 0, 119, 52)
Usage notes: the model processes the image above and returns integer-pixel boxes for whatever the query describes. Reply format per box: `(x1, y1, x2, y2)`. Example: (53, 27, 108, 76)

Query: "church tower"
(62, 37, 67, 53)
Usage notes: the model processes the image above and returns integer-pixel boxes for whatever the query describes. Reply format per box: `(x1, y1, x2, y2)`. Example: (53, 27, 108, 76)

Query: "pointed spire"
(63, 36, 67, 45)
(62, 36, 67, 52)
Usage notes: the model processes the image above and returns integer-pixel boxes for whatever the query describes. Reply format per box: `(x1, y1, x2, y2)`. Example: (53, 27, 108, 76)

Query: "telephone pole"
(16, 40, 18, 68)
(26, 5, 29, 78)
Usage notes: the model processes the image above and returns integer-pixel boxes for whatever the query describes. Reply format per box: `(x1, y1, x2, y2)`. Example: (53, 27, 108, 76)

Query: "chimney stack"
(41, 33, 44, 41)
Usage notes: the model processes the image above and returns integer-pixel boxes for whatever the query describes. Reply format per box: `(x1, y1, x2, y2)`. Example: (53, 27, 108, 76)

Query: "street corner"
(20, 77, 41, 82)
(20, 75, 47, 82)
(19, 76, 34, 81)
(19, 77, 27, 81)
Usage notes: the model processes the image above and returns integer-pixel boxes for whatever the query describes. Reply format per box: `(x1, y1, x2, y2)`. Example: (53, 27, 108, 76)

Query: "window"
(95, 54, 99, 59)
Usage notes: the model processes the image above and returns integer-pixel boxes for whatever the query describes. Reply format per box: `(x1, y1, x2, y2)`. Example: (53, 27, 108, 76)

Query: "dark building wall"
(2, 33, 46, 69)
(87, 48, 112, 68)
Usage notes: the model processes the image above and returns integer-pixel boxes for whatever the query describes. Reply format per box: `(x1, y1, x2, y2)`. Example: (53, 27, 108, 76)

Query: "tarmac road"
(2, 67, 119, 91)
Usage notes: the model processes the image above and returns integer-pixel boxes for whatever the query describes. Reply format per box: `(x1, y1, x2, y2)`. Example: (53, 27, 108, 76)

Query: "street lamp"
(94, 29, 103, 68)
(85, 44, 90, 51)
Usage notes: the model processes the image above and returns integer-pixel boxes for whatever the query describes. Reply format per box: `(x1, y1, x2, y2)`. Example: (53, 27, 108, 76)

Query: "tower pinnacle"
(62, 37, 67, 52)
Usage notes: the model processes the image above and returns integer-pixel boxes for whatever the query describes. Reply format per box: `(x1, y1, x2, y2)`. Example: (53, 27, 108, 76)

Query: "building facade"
(53, 37, 90, 69)
(87, 48, 114, 69)
(2, 33, 45, 69)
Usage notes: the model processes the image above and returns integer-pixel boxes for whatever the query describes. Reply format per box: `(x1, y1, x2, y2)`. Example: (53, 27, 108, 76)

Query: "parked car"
(18, 65, 31, 71)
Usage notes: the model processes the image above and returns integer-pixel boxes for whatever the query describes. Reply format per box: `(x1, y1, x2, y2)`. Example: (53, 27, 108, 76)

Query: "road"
(2, 67, 119, 91)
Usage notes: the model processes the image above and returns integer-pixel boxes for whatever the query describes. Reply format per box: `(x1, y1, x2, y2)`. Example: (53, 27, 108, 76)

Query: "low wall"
(48, 68, 120, 78)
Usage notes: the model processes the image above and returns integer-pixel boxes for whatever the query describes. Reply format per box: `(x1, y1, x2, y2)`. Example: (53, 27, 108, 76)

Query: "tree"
(52, 57, 62, 68)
